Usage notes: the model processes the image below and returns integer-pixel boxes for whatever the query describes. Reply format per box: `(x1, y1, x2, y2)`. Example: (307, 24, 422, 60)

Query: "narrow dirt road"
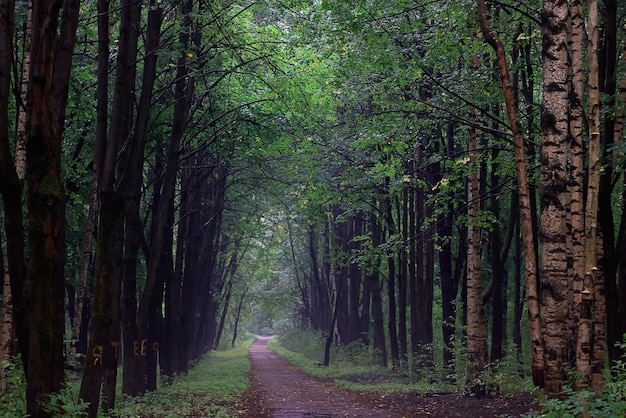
(244, 336, 536, 418)
(247, 336, 401, 417)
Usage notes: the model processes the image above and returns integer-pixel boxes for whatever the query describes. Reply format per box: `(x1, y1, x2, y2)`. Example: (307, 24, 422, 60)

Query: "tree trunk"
(0, 257, 12, 393)
(586, 0, 605, 390)
(14, 1, 30, 181)
(119, 1, 162, 396)
(215, 281, 232, 350)
(70, 0, 109, 374)
(465, 94, 488, 395)
(439, 122, 458, 374)
(231, 287, 247, 348)
(398, 194, 408, 364)
(539, 0, 571, 394)
(476, 0, 543, 387)
(23, 0, 79, 414)
(80, 0, 138, 410)
(568, 0, 590, 386)
(369, 212, 387, 367)
(384, 196, 400, 369)
(0, 0, 29, 384)
(512, 192, 523, 357)
(101, 219, 124, 412)
(489, 159, 504, 363)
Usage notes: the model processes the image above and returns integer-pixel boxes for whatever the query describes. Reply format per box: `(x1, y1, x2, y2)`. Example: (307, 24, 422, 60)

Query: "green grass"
(270, 336, 455, 395)
(108, 343, 253, 417)
(1, 339, 255, 418)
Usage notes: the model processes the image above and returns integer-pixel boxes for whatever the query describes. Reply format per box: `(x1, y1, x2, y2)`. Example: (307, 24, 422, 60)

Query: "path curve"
(248, 336, 402, 418)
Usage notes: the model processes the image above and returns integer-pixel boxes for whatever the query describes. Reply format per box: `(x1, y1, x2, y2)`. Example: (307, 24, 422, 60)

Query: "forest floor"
(240, 336, 537, 418)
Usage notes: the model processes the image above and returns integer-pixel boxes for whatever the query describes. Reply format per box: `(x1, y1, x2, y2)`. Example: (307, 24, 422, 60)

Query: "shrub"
(0, 357, 27, 417)
(528, 340, 626, 418)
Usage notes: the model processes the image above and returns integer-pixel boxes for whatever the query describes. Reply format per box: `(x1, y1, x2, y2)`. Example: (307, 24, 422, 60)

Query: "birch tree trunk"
(540, 0, 571, 395)
(466, 98, 487, 394)
(567, 0, 591, 387)
(586, 0, 605, 390)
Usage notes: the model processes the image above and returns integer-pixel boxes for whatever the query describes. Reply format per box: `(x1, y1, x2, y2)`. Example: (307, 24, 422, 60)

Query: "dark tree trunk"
(101, 220, 124, 412)
(146, 273, 165, 392)
(513, 192, 523, 358)
(162, 195, 185, 377)
(13, 1, 78, 417)
(80, 0, 138, 410)
(413, 148, 434, 369)
(384, 196, 399, 369)
(439, 122, 459, 374)
(215, 281, 233, 350)
(489, 147, 504, 363)
(178, 159, 204, 373)
(120, 2, 162, 396)
(598, 0, 622, 364)
(0, 0, 29, 382)
(309, 228, 330, 331)
(398, 194, 408, 364)
(231, 287, 247, 348)
(369, 213, 387, 367)
(347, 217, 363, 344)
(79, 192, 123, 418)
(408, 159, 419, 366)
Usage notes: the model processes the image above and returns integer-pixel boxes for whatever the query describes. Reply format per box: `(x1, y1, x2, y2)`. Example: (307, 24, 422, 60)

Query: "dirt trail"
(247, 336, 401, 417)
(245, 336, 536, 418)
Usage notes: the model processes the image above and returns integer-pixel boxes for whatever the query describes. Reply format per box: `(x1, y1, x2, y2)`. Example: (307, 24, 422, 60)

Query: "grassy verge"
(1, 339, 254, 418)
(108, 343, 253, 417)
(270, 338, 453, 395)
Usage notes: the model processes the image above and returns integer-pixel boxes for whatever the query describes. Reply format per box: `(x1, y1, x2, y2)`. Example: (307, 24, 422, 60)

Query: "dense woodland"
(0, 0, 625, 416)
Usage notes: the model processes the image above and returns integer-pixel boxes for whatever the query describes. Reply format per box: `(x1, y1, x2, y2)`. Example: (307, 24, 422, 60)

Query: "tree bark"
(0, 257, 11, 393)
(586, 0, 605, 390)
(465, 91, 488, 395)
(539, 0, 571, 394)
(567, 0, 590, 387)
(80, 0, 138, 411)
(22, 0, 79, 414)
(384, 196, 400, 369)
(119, 1, 162, 396)
(599, 0, 622, 365)
(476, 0, 543, 388)
(369, 212, 387, 367)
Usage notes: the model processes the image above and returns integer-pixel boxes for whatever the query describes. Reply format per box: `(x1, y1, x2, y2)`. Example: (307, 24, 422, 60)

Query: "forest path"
(247, 336, 401, 417)
(244, 336, 536, 418)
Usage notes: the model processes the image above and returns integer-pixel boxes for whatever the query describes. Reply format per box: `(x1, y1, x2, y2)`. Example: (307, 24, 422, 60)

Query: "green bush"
(528, 340, 626, 418)
(0, 357, 27, 417)
(42, 383, 90, 417)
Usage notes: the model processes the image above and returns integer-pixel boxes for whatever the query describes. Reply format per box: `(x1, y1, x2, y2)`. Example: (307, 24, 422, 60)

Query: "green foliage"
(274, 328, 452, 394)
(105, 343, 252, 417)
(0, 357, 27, 417)
(41, 383, 90, 417)
(527, 339, 626, 417)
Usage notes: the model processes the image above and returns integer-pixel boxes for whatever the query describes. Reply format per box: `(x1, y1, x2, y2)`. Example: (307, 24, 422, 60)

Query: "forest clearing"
(1, 0, 626, 417)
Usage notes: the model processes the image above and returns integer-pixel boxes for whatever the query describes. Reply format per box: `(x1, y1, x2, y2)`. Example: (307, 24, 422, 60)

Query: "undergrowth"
(274, 326, 530, 397)
(525, 339, 626, 418)
(0, 337, 254, 418)
(107, 342, 252, 417)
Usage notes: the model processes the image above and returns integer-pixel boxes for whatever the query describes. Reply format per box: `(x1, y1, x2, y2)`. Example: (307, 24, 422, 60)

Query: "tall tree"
(465, 80, 488, 394)
(0, 0, 82, 414)
(475, 0, 543, 387)
(540, 0, 571, 394)
(79, 0, 138, 412)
